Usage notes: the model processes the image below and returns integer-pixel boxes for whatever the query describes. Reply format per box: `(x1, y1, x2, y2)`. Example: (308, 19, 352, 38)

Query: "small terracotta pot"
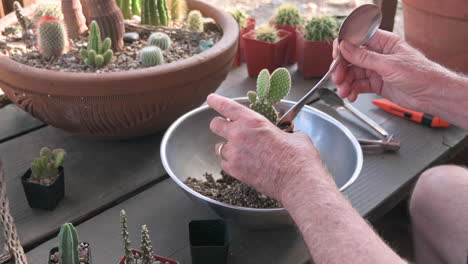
(243, 29, 291, 77)
(118, 249, 179, 264)
(233, 18, 256, 66)
(296, 29, 333, 79)
(275, 24, 298, 64)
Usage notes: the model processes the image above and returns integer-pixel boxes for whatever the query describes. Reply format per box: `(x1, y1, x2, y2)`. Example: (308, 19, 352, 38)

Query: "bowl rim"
(160, 97, 363, 212)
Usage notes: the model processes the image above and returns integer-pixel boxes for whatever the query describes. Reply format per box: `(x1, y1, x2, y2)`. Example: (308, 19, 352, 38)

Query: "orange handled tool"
(372, 98, 450, 128)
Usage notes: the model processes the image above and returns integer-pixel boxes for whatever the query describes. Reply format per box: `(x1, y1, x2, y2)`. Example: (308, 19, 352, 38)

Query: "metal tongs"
(318, 89, 400, 152)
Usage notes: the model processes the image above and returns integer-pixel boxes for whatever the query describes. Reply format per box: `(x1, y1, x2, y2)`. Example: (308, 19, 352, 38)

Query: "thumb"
(340, 40, 388, 74)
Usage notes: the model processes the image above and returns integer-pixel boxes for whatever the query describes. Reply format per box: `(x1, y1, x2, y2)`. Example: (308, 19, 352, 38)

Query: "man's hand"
(207, 94, 327, 202)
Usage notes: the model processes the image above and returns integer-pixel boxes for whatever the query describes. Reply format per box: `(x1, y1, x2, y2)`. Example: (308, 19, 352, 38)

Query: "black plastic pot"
(21, 167, 64, 210)
(48, 242, 92, 264)
(189, 219, 229, 264)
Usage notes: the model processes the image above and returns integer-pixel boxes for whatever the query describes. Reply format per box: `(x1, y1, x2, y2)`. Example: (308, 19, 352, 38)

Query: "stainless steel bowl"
(161, 98, 363, 228)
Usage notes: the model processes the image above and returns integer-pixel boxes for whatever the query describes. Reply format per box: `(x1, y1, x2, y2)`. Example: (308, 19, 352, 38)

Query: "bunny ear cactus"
(248, 68, 291, 124)
(31, 147, 67, 184)
(80, 21, 113, 68)
(58, 223, 80, 264)
(37, 16, 68, 59)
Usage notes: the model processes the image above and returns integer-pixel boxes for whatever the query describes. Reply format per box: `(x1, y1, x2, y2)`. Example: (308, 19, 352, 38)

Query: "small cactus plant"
(140, 46, 164, 66)
(120, 0, 133, 19)
(88, 0, 125, 51)
(304, 16, 339, 41)
(255, 24, 279, 43)
(58, 223, 80, 264)
(248, 68, 291, 124)
(140, 225, 153, 264)
(228, 8, 248, 29)
(274, 3, 301, 26)
(13, 2, 29, 35)
(80, 21, 114, 68)
(168, 0, 187, 22)
(120, 210, 135, 264)
(148, 32, 171, 50)
(31, 147, 66, 185)
(141, 0, 169, 26)
(32, 3, 63, 24)
(187, 10, 203, 32)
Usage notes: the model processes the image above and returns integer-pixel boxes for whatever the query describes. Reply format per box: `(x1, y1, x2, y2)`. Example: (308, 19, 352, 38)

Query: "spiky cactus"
(168, 0, 187, 22)
(120, 0, 132, 19)
(140, 46, 164, 66)
(62, 0, 88, 38)
(141, 0, 168, 26)
(132, 0, 141, 16)
(32, 3, 63, 24)
(88, 0, 125, 51)
(255, 24, 279, 43)
(187, 10, 203, 32)
(274, 3, 301, 26)
(80, 21, 113, 68)
(120, 210, 135, 264)
(13, 2, 29, 35)
(228, 8, 248, 29)
(58, 223, 80, 264)
(140, 225, 153, 264)
(31, 147, 66, 184)
(248, 68, 291, 124)
(148, 32, 171, 50)
(304, 16, 339, 41)
(37, 16, 68, 58)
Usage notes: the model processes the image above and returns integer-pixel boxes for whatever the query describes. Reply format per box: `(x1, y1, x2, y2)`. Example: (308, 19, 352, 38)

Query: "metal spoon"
(277, 4, 382, 128)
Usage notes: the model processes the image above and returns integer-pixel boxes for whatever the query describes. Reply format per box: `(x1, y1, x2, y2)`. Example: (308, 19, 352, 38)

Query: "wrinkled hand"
(332, 29, 451, 112)
(207, 94, 324, 202)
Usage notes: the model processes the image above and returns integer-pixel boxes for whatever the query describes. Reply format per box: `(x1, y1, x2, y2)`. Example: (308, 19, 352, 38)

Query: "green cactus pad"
(251, 101, 278, 123)
(267, 68, 291, 104)
(256, 69, 270, 100)
(247, 91, 257, 104)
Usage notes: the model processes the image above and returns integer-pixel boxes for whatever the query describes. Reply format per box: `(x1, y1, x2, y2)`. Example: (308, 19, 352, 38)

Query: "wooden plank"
(0, 104, 44, 143)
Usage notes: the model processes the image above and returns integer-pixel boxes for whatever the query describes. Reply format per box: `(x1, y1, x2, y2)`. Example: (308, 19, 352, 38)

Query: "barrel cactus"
(37, 16, 68, 58)
(255, 24, 279, 43)
(304, 16, 339, 41)
(248, 68, 291, 124)
(228, 8, 248, 29)
(274, 3, 301, 26)
(187, 10, 203, 32)
(58, 223, 80, 264)
(80, 21, 114, 68)
(140, 46, 164, 66)
(148, 32, 171, 50)
(31, 147, 66, 184)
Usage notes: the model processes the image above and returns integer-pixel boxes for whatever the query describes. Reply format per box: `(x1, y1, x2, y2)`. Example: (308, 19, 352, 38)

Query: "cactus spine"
(168, 0, 187, 22)
(304, 16, 339, 41)
(61, 0, 88, 38)
(140, 46, 164, 66)
(255, 24, 279, 43)
(37, 16, 68, 58)
(140, 225, 153, 264)
(58, 223, 80, 264)
(13, 2, 29, 35)
(88, 0, 125, 51)
(274, 3, 301, 26)
(80, 21, 113, 68)
(248, 68, 291, 124)
(187, 10, 203, 32)
(120, 210, 135, 264)
(31, 147, 66, 184)
(148, 32, 171, 50)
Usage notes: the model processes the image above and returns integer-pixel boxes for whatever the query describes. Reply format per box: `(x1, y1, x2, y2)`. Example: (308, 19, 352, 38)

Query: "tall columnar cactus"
(120, 210, 135, 264)
(62, 0, 88, 38)
(80, 21, 114, 68)
(141, 0, 168, 26)
(32, 3, 63, 24)
(157, 0, 169, 26)
(274, 3, 301, 26)
(255, 24, 279, 43)
(228, 8, 248, 29)
(140, 46, 164, 66)
(13, 2, 29, 35)
(148, 32, 171, 50)
(31, 146, 67, 184)
(248, 68, 291, 124)
(58, 223, 80, 264)
(168, 0, 187, 22)
(88, 0, 125, 51)
(120, 0, 132, 19)
(132, 0, 141, 17)
(140, 225, 154, 264)
(304, 16, 339, 41)
(187, 10, 203, 32)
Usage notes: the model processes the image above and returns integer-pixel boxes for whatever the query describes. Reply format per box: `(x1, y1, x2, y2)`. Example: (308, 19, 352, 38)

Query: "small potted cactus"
(273, 3, 302, 64)
(296, 16, 339, 78)
(49, 223, 92, 264)
(80, 21, 114, 68)
(37, 16, 69, 59)
(243, 24, 291, 77)
(118, 210, 179, 264)
(228, 8, 255, 66)
(21, 147, 66, 210)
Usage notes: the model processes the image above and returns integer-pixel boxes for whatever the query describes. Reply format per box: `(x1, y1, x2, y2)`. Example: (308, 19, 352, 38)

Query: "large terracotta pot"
(0, 0, 238, 139)
(403, 0, 468, 73)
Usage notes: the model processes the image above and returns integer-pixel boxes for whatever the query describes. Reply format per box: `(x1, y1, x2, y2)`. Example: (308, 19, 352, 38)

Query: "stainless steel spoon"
(277, 4, 383, 128)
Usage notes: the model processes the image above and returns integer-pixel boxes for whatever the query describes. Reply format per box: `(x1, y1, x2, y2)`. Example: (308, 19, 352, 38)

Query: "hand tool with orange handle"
(372, 98, 450, 128)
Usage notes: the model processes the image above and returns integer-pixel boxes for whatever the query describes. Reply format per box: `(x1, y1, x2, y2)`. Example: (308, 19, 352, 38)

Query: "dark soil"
(49, 242, 90, 264)
(185, 171, 281, 208)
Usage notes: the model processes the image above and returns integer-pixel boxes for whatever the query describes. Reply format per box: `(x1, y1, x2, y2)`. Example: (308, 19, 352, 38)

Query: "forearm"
(281, 167, 405, 264)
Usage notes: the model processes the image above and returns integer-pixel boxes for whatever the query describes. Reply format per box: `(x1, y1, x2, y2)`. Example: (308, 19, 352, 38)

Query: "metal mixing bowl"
(161, 98, 363, 228)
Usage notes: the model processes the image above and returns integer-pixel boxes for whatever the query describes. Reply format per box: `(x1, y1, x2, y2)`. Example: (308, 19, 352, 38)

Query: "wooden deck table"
(0, 65, 466, 263)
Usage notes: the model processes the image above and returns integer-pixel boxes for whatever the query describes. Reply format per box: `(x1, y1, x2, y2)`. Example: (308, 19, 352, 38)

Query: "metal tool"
(277, 4, 382, 129)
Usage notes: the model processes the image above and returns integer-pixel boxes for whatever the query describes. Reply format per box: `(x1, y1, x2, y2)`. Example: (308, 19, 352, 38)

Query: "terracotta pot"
(275, 24, 297, 64)
(0, 0, 238, 139)
(233, 18, 255, 66)
(296, 29, 333, 79)
(403, 0, 468, 73)
(118, 249, 179, 264)
(243, 29, 291, 77)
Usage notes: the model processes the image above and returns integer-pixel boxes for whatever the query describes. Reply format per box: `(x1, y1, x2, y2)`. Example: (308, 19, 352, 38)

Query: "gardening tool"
(318, 88, 400, 152)
(277, 4, 382, 128)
